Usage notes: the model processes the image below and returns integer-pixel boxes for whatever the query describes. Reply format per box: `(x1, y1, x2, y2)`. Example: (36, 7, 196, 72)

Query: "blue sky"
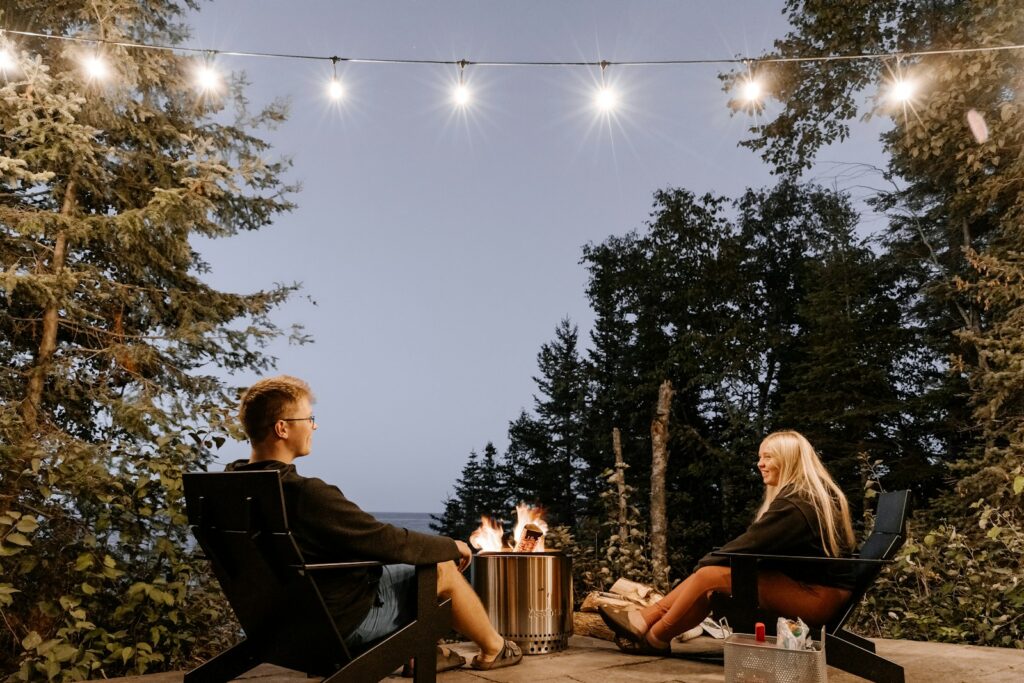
(187, 1, 888, 512)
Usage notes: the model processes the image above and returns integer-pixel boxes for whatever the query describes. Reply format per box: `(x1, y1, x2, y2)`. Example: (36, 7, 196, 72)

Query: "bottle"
(755, 622, 766, 643)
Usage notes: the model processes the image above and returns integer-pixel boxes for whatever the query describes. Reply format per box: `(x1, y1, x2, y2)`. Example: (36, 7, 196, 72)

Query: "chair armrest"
(297, 560, 386, 571)
(710, 551, 893, 566)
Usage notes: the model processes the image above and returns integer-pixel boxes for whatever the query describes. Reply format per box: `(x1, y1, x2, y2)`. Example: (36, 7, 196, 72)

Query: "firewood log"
(573, 612, 614, 641)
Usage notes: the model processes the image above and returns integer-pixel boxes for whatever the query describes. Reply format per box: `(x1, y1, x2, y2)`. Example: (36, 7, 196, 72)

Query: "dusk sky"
(188, 1, 888, 513)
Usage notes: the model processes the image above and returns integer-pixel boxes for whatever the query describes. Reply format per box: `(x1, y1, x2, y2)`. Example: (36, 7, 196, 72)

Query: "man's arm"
(293, 476, 463, 565)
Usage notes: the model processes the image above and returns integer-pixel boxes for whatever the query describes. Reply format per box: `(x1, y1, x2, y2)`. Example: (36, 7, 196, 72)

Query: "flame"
(469, 515, 507, 553)
(512, 503, 548, 552)
(467, 503, 550, 553)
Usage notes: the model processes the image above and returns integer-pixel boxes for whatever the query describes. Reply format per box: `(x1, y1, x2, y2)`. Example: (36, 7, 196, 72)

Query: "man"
(226, 375, 522, 673)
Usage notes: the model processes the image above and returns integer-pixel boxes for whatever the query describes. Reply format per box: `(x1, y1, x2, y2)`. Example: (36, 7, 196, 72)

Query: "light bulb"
(453, 83, 471, 107)
(195, 64, 221, 92)
(595, 86, 617, 112)
(327, 78, 344, 100)
(890, 78, 914, 103)
(741, 78, 762, 103)
(82, 54, 108, 81)
(0, 48, 15, 73)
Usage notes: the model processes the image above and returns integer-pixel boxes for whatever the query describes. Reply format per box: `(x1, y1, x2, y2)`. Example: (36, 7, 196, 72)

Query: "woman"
(600, 430, 856, 653)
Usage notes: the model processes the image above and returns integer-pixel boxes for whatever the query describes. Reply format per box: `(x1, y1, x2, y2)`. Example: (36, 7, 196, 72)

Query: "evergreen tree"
(503, 319, 588, 527)
(430, 443, 509, 541)
(738, 0, 1024, 645)
(0, 2, 298, 678)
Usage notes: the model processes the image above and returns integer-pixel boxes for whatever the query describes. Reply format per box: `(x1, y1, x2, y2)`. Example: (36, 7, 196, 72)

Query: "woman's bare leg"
(636, 566, 851, 643)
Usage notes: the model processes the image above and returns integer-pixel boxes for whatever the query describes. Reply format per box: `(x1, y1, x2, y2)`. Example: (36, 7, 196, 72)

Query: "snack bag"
(776, 617, 812, 650)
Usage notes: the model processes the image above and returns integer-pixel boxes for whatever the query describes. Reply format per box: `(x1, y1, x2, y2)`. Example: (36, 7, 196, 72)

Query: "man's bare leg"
(436, 561, 505, 660)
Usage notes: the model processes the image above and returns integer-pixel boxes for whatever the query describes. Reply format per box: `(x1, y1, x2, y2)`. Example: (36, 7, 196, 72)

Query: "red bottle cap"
(755, 622, 766, 642)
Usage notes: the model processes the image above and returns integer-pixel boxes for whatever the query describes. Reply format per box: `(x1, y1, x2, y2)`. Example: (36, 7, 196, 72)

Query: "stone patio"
(107, 634, 1024, 683)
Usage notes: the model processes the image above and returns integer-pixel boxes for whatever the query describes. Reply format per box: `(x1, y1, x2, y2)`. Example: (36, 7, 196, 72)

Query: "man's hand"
(455, 540, 473, 572)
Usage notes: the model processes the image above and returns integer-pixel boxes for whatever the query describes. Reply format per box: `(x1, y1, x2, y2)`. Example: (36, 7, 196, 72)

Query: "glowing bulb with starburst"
(453, 83, 471, 107)
(327, 77, 344, 101)
(595, 86, 618, 112)
(195, 64, 221, 93)
(82, 53, 108, 81)
(0, 48, 15, 75)
(741, 78, 762, 104)
(889, 78, 915, 103)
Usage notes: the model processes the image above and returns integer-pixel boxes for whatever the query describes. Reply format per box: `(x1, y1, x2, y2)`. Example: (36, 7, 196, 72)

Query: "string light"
(327, 56, 344, 101)
(81, 52, 108, 81)
(594, 61, 617, 113)
(0, 47, 15, 74)
(1, 26, 1022, 119)
(888, 77, 915, 103)
(452, 59, 471, 108)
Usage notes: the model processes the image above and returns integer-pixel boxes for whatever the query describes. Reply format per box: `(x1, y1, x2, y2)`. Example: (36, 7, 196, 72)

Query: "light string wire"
(3, 26, 1024, 68)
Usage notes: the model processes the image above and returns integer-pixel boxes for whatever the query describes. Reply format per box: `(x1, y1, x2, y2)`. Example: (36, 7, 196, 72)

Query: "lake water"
(372, 512, 439, 535)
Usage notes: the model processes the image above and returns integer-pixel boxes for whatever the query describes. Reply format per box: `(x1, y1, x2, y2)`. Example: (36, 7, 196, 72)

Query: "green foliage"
(854, 465, 1024, 648)
(596, 467, 659, 591)
(0, 0, 297, 677)
(733, 0, 1024, 647)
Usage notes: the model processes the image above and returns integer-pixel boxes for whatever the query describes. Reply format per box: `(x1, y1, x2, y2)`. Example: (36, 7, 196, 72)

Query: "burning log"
(513, 523, 543, 552)
(469, 503, 548, 553)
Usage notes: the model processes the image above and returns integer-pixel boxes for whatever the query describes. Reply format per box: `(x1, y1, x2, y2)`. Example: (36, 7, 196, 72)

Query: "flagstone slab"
(99, 633, 1024, 682)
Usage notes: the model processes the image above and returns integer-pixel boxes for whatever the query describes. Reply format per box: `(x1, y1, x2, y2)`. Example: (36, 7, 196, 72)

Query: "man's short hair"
(239, 375, 314, 444)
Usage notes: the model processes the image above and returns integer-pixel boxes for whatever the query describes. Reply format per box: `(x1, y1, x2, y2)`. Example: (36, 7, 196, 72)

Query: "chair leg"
(412, 644, 437, 683)
(834, 627, 876, 653)
(827, 632, 904, 683)
(185, 639, 261, 683)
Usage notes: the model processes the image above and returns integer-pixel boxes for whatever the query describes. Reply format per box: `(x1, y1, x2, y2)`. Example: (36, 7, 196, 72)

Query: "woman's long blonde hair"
(756, 430, 855, 557)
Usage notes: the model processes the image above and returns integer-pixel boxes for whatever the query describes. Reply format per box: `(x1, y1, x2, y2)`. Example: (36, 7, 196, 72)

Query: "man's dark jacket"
(225, 459, 461, 635)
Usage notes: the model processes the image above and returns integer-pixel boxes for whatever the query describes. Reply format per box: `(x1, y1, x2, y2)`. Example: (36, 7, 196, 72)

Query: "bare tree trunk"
(650, 379, 674, 589)
(22, 181, 76, 431)
(612, 427, 629, 542)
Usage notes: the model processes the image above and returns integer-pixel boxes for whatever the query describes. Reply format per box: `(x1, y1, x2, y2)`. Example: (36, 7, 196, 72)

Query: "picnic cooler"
(724, 630, 826, 683)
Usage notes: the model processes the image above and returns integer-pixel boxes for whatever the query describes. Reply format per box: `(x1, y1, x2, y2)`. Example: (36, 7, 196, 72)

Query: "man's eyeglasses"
(280, 416, 316, 425)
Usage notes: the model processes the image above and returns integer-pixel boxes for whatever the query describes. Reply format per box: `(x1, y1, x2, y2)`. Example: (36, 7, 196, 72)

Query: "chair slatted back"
(830, 489, 910, 631)
(184, 470, 350, 675)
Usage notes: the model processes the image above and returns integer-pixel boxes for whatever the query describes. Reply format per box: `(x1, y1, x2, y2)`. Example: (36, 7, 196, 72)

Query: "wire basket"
(724, 630, 826, 683)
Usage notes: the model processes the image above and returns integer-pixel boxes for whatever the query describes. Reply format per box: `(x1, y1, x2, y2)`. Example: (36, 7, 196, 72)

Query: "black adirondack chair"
(709, 489, 910, 683)
(183, 470, 452, 683)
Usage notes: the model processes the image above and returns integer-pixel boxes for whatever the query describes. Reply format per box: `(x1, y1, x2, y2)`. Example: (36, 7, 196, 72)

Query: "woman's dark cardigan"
(697, 487, 856, 590)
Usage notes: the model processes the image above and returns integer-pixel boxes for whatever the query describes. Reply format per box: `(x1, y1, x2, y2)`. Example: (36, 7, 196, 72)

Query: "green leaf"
(21, 631, 42, 651)
(1013, 476, 1024, 495)
(5, 533, 31, 547)
(74, 554, 94, 571)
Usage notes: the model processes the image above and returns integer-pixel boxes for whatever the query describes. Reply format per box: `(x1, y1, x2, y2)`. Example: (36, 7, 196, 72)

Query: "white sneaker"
(677, 624, 705, 642)
(701, 617, 729, 639)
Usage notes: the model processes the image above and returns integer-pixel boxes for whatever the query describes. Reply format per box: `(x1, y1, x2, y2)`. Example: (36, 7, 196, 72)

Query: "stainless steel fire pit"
(471, 551, 573, 654)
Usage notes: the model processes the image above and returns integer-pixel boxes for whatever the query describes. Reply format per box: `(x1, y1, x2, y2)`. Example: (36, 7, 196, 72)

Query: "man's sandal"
(400, 645, 466, 677)
(470, 639, 523, 671)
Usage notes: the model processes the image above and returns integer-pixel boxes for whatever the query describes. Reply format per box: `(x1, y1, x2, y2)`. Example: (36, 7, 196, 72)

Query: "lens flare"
(595, 86, 618, 112)
(82, 54, 108, 81)
(327, 77, 344, 100)
(453, 83, 471, 107)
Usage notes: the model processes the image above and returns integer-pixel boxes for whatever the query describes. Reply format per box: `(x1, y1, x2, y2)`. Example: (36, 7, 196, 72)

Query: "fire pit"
(471, 550, 573, 654)
(467, 504, 573, 654)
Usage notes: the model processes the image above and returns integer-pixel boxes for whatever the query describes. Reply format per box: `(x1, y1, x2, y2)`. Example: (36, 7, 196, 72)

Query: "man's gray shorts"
(344, 564, 417, 648)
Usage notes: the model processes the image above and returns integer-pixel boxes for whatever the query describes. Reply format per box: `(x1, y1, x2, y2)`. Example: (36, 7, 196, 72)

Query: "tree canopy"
(0, 1, 300, 678)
